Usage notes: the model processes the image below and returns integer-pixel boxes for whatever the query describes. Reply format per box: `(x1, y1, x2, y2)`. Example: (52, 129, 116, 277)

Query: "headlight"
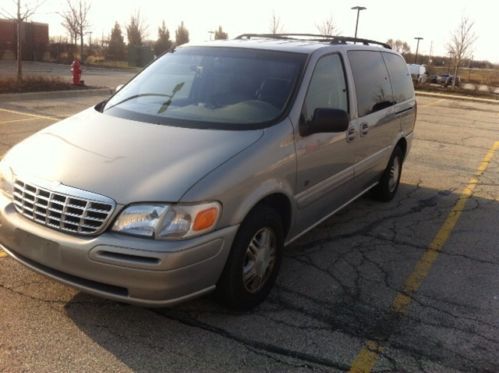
(112, 202, 221, 240)
(0, 160, 14, 198)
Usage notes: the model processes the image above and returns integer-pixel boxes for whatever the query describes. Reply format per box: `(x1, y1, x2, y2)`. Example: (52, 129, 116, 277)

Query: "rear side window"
(302, 54, 348, 123)
(382, 53, 414, 103)
(348, 51, 393, 117)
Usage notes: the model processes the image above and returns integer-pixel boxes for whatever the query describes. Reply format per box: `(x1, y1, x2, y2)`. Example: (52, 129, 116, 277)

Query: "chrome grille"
(13, 179, 115, 235)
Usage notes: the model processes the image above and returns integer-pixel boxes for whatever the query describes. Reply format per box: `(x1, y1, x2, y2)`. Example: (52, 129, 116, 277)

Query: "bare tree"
(269, 11, 284, 34)
(60, 0, 90, 61)
(447, 16, 477, 88)
(60, 6, 78, 45)
(316, 16, 340, 36)
(0, 0, 45, 81)
(386, 39, 411, 55)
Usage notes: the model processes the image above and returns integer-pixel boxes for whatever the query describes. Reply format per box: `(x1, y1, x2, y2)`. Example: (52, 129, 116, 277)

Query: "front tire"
(215, 205, 284, 310)
(371, 146, 404, 202)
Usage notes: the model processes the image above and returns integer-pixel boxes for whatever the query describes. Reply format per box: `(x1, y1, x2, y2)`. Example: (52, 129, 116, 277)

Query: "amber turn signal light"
(193, 207, 219, 231)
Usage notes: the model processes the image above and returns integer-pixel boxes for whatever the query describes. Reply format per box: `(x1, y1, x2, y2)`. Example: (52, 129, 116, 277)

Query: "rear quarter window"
(347, 51, 394, 117)
(382, 52, 414, 103)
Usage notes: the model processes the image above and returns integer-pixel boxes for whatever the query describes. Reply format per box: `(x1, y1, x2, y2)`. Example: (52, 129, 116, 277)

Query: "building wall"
(0, 19, 49, 61)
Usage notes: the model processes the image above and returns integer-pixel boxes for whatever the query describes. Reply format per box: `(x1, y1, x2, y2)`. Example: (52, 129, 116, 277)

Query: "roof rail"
(329, 36, 391, 49)
(234, 33, 391, 49)
(236, 33, 335, 40)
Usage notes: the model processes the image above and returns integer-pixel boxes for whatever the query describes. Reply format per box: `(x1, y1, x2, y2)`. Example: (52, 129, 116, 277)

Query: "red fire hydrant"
(71, 59, 81, 85)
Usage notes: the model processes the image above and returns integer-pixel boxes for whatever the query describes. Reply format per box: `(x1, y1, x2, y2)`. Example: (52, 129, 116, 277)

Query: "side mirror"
(299, 108, 349, 136)
(115, 84, 124, 93)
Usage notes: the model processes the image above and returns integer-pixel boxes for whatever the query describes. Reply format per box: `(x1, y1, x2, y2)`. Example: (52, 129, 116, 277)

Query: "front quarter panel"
(181, 119, 297, 232)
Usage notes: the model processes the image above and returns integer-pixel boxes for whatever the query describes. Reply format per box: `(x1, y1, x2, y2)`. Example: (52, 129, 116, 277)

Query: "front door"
(294, 53, 357, 233)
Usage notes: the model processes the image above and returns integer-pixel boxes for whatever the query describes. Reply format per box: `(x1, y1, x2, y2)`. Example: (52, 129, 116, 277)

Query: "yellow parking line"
(0, 117, 40, 125)
(349, 141, 499, 373)
(0, 250, 7, 258)
(0, 108, 58, 121)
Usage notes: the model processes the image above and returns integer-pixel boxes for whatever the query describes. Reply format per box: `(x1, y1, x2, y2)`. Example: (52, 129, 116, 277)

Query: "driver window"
(302, 54, 348, 123)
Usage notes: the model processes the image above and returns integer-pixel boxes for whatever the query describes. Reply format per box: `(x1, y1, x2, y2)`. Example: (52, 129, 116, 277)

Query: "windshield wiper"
(105, 83, 186, 112)
(105, 93, 173, 111)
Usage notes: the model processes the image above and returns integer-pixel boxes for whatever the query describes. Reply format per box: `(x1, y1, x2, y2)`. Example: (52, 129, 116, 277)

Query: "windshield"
(103, 47, 307, 129)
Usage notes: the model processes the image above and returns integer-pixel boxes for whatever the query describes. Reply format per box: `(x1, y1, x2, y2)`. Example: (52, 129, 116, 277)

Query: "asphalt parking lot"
(0, 94, 498, 372)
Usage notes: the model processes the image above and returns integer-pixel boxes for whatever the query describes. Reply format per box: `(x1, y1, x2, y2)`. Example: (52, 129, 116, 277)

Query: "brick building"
(0, 19, 49, 61)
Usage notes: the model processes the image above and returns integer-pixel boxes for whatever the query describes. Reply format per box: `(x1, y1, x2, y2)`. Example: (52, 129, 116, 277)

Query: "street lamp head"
(414, 36, 424, 40)
(351, 6, 367, 10)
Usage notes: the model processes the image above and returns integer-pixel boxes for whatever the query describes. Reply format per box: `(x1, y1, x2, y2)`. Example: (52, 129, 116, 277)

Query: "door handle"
(347, 127, 356, 142)
(360, 123, 369, 136)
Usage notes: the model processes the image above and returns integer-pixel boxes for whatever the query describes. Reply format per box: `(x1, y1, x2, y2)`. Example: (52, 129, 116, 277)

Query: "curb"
(416, 91, 498, 105)
(0, 87, 113, 102)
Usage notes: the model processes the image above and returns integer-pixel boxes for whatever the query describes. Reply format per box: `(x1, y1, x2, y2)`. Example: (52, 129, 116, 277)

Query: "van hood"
(6, 107, 263, 204)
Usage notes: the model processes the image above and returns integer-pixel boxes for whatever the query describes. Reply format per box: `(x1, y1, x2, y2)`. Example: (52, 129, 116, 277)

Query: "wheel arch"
(231, 183, 294, 241)
(252, 193, 292, 239)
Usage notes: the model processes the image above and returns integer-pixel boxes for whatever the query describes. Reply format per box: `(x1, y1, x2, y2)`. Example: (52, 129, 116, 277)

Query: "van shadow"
(64, 182, 499, 372)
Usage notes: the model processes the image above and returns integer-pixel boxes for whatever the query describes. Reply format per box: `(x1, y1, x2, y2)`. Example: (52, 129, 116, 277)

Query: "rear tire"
(371, 146, 404, 202)
(215, 205, 284, 310)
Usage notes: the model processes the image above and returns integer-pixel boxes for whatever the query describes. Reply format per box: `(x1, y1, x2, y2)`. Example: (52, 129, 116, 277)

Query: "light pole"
(414, 36, 423, 64)
(351, 6, 366, 40)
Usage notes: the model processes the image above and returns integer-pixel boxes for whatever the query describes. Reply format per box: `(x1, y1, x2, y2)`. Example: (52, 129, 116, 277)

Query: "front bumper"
(0, 193, 238, 307)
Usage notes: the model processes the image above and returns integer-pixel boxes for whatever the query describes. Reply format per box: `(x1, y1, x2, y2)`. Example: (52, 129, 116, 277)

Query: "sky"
(10, 0, 499, 63)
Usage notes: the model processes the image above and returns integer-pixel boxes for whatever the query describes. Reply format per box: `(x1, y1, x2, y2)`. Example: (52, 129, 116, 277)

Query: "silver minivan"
(0, 35, 416, 310)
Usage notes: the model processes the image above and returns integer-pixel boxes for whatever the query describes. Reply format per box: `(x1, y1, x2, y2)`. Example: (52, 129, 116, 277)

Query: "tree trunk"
(452, 59, 459, 89)
(16, 0, 22, 82)
(80, 24, 84, 62)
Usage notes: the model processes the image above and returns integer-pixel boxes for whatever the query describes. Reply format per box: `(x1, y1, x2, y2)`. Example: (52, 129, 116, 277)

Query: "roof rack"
(234, 33, 391, 49)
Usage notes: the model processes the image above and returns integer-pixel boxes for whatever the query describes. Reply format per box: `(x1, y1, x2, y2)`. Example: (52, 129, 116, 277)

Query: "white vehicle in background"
(407, 64, 427, 86)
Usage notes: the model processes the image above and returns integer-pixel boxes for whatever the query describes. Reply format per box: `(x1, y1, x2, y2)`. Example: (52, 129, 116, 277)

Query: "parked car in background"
(430, 74, 445, 84)
(444, 75, 461, 87)
(431, 74, 461, 87)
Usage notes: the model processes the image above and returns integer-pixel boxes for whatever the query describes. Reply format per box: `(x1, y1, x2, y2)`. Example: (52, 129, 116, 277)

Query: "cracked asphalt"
(0, 95, 499, 372)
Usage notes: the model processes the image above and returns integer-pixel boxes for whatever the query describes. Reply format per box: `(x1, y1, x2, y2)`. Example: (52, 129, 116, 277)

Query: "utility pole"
(414, 36, 423, 64)
(351, 6, 366, 40)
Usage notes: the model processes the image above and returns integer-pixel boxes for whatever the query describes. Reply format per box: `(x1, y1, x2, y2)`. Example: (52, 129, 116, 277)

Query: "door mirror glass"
(300, 108, 349, 136)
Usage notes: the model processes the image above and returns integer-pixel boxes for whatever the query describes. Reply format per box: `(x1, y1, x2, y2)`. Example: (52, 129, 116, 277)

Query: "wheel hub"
(388, 156, 401, 193)
(242, 227, 277, 293)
